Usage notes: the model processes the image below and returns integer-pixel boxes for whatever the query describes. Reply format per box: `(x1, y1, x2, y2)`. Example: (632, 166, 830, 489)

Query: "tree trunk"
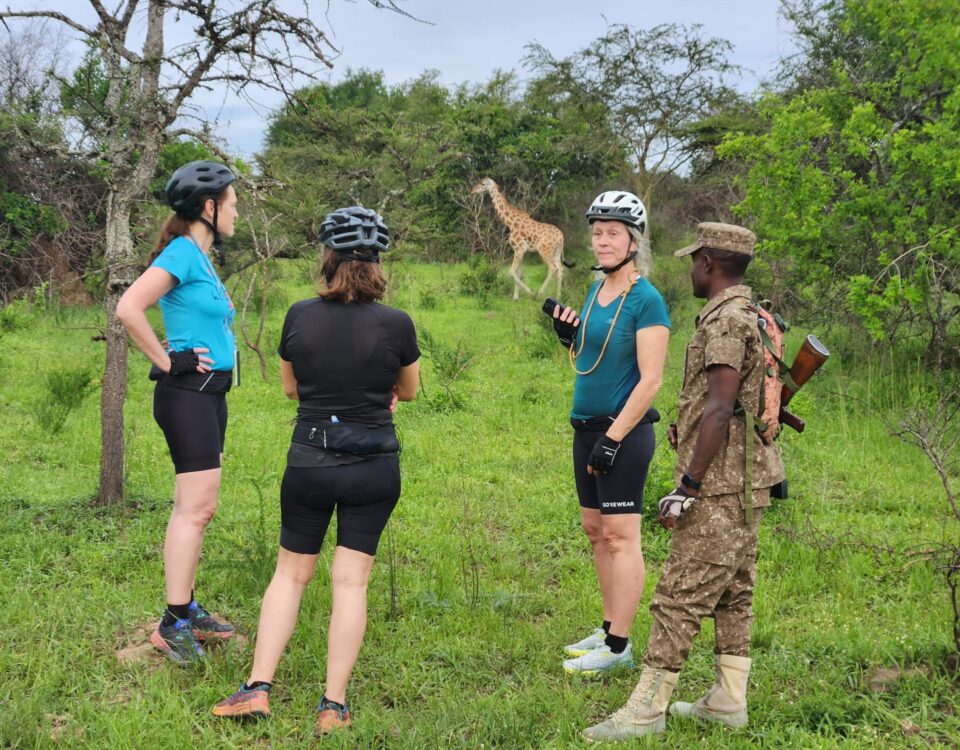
(96, 193, 136, 505)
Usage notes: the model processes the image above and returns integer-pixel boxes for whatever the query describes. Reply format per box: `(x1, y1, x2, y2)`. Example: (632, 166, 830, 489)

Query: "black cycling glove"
(587, 434, 621, 474)
(168, 349, 200, 376)
(553, 317, 578, 347)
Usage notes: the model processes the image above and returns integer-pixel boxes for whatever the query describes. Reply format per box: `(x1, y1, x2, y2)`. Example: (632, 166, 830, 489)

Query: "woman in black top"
(212, 207, 419, 731)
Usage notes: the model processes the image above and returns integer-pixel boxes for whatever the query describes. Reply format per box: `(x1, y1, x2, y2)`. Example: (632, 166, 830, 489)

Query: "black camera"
(542, 297, 567, 318)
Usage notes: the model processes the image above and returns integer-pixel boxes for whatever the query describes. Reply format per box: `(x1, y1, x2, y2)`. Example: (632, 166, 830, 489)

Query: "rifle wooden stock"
(779, 334, 830, 433)
(779, 407, 805, 433)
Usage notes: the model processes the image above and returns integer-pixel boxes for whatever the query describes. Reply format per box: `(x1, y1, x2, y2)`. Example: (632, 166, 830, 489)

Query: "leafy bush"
(418, 327, 474, 412)
(419, 327, 474, 384)
(459, 256, 509, 308)
(0, 300, 32, 332)
(418, 287, 440, 310)
(32, 366, 94, 433)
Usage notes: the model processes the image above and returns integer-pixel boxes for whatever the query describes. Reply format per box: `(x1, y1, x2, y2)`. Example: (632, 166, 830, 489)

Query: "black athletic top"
(278, 298, 420, 426)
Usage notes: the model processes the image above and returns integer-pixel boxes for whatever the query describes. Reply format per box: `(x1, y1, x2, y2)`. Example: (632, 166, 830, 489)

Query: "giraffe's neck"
(488, 184, 525, 228)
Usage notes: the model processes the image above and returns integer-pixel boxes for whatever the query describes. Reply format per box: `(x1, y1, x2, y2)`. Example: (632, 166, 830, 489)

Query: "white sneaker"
(564, 628, 606, 657)
(563, 643, 633, 676)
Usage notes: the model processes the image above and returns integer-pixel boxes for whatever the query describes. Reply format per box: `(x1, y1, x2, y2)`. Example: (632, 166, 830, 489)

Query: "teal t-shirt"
(151, 236, 236, 371)
(571, 277, 671, 419)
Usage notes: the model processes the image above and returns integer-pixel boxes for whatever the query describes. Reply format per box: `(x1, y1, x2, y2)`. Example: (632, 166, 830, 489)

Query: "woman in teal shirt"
(117, 161, 239, 665)
(552, 190, 671, 676)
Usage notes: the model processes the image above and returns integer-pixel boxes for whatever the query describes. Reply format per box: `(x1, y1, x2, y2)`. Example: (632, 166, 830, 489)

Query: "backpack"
(746, 301, 790, 445)
(711, 296, 791, 441)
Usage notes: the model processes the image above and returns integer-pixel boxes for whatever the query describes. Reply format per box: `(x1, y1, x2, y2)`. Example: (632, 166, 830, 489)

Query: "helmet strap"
(198, 200, 224, 265)
(592, 250, 637, 274)
(335, 251, 381, 264)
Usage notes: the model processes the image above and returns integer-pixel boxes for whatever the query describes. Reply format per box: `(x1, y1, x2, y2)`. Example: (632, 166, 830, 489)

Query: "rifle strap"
(744, 412, 755, 525)
(757, 316, 792, 376)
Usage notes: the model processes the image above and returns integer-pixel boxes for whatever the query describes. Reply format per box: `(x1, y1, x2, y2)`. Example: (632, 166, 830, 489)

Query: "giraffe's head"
(470, 177, 497, 195)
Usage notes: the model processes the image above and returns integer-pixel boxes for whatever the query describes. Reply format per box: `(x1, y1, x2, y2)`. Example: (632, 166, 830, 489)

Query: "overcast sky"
(4, 0, 796, 157)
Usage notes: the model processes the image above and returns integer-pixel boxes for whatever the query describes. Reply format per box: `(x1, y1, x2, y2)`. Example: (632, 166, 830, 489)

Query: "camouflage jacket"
(674, 284, 785, 503)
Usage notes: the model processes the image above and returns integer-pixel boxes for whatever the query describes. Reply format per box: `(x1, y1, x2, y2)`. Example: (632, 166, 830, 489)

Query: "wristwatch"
(681, 473, 702, 491)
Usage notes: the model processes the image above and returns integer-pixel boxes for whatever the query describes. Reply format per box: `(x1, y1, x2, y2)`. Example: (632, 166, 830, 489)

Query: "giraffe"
(470, 177, 568, 301)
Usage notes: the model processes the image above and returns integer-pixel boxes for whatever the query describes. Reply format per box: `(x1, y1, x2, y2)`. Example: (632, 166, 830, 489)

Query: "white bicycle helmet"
(585, 191, 647, 234)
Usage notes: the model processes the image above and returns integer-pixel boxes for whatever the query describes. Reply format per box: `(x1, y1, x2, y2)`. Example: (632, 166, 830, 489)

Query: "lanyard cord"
(568, 275, 637, 375)
(185, 232, 237, 355)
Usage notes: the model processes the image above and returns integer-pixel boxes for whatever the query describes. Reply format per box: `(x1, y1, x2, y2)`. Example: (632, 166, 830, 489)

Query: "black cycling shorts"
(572, 421, 655, 515)
(279, 453, 401, 556)
(153, 379, 228, 474)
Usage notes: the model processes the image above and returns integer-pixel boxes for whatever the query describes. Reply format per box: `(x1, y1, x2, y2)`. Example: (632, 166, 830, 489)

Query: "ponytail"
(148, 213, 193, 265)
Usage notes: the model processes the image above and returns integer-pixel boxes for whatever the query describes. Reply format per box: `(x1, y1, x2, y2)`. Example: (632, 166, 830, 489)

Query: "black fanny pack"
(570, 407, 660, 432)
(291, 420, 399, 456)
(149, 366, 232, 393)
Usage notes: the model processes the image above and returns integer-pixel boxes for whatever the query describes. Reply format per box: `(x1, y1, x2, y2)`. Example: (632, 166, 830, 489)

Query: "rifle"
(779, 334, 830, 433)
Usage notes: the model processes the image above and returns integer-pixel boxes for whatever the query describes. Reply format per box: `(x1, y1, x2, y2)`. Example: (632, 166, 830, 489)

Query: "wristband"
(681, 473, 702, 491)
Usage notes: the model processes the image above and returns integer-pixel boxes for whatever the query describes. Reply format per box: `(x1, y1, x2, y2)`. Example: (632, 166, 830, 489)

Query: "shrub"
(459, 256, 508, 308)
(32, 366, 94, 433)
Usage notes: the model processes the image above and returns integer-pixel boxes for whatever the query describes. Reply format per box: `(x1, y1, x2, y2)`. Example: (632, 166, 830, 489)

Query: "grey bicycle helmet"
(319, 206, 390, 257)
(165, 161, 236, 219)
(585, 190, 647, 234)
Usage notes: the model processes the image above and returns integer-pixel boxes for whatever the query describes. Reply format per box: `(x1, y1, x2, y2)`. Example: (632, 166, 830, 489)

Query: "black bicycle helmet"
(165, 161, 236, 219)
(319, 206, 389, 257)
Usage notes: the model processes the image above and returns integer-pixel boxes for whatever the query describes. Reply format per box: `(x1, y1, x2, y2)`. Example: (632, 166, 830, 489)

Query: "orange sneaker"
(212, 683, 271, 719)
(315, 696, 351, 733)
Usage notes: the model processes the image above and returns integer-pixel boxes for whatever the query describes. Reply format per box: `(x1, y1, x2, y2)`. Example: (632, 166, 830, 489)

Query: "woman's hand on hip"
(166, 347, 213, 375)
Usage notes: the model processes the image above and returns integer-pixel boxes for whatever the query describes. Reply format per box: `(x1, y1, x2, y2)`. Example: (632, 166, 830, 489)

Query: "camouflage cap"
(674, 222, 757, 258)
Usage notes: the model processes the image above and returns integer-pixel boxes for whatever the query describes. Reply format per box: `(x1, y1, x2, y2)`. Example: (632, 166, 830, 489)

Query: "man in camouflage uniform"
(584, 222, 785, 742)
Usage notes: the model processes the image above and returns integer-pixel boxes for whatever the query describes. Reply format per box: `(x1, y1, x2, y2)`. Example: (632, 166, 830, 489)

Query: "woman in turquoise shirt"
(117, 161, 239, 665)
(551, 190, 671, 676)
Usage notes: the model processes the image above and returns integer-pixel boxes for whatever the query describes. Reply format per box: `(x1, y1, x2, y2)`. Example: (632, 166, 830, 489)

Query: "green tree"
(262, 68, 620, 261)
(0, 24, 103, 303)
(720, 0, 960, 359)
(524, 23, 739, 210)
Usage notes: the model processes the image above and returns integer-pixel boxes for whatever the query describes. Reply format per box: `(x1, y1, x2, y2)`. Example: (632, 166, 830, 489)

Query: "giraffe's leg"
(537, 241, 564, 297)
(554, 240, 565, 300)
(509, 241, 533, 301)
(537, 264, 556, 297)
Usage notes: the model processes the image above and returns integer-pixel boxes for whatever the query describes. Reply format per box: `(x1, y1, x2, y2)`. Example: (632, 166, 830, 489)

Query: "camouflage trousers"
(644, 490, 767, 671)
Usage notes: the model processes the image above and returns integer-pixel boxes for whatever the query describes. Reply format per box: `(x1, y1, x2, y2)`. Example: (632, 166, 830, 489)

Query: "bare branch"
(0, 9, 96, 39)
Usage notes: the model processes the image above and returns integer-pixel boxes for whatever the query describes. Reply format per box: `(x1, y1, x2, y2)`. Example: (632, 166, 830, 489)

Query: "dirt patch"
(899, 719, 921, 736)
(866, 664, 932, 693)
(46, 713, 83, 742)
(115, 620, 248, 665)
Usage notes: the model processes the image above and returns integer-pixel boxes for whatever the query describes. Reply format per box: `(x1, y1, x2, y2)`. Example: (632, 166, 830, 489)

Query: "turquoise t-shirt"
(151, 236, 236, 371)
(571, 277, 671, 419)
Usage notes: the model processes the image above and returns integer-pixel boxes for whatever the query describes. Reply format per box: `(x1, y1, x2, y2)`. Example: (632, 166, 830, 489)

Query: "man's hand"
(658, 486, 697, 529)
(587, 434, 621, 475)
(667, 423, 678, 451)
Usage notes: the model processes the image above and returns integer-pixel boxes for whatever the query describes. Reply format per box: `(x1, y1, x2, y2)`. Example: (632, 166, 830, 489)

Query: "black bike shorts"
(153, 380, 227, 474)
(572, 421, 655, 515)
(279, 453, 401, 556)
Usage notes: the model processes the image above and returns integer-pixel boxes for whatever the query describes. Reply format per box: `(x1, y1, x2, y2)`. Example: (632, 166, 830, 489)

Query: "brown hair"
(148, 214, 193, 264)
(319, 250, 386, 304)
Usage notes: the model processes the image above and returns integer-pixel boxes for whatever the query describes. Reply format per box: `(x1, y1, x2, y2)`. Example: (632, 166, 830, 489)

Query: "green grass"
(1, 258, 958, 748)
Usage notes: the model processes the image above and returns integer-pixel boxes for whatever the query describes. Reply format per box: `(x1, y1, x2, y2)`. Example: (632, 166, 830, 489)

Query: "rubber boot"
(582, 666, 679, 742)
(670, 654, 750, 729)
